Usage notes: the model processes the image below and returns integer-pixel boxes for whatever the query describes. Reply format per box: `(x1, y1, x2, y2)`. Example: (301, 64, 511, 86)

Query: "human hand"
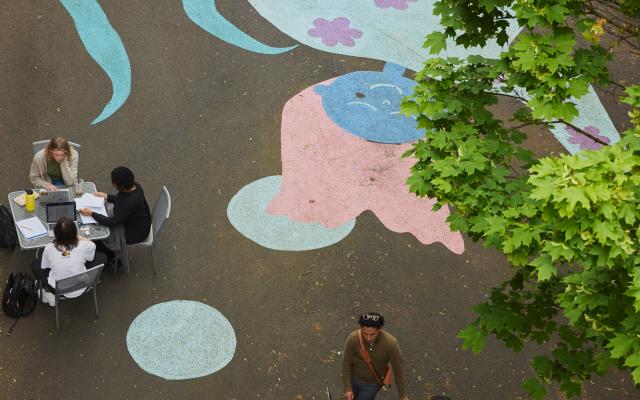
(93, 192, 108, 199)
(79, 207, 93, 216)
(344, 390, 354, 400)
(47, 184, 58, 191)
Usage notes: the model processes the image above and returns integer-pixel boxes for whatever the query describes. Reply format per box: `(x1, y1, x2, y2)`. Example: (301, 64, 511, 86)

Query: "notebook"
(15, 216, 48, 240)
(45, 202, 78, 237)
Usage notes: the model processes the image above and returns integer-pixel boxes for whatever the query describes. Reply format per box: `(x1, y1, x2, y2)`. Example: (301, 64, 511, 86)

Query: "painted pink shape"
(307, 17, 363, 47)
(374, 0, 417, 10)
(266, 80, 465, 254)
(565, 125, 611, 150)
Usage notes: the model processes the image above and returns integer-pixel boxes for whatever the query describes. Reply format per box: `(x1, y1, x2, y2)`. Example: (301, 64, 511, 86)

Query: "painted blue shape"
(314, 63, 422, 144)
(60, 0, 131, 125)
(227, 176, 355, 251)
(182, 0, 297, 55)
(127, 301, 236, 380)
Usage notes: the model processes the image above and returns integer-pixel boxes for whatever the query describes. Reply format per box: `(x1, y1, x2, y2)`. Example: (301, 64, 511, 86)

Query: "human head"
(111, 166, 136, 191)
(359, 312, 385, 344)
(53, 216, 78, 250)
(45, 137, 71, 163)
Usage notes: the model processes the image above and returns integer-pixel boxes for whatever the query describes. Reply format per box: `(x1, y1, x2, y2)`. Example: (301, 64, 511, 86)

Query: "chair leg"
(93, 289, 99, 318)
(55, 297, 60, 330)
(150, 245, 157, 276)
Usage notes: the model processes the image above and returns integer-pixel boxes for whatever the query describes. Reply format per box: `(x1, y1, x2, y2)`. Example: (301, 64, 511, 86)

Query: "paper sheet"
(74, 194, 107, 224)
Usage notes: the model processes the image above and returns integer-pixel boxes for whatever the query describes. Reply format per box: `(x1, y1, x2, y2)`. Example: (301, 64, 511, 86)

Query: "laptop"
(45, 202, 78, 237)
(39, 189, 71, 204)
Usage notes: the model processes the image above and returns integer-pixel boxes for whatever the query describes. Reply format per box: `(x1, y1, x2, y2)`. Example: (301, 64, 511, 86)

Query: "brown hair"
(44, 137, 71, 161)
(53, 216, 78, 252)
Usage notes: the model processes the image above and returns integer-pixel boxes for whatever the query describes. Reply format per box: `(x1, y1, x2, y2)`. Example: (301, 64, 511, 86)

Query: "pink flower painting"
(307, 17, 363, 47)
(565, 125, 611, 150)
(374, 0, 416, 10)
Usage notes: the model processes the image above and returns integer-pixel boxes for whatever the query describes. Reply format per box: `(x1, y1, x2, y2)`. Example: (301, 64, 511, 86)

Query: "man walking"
(342, 312, 409, 400)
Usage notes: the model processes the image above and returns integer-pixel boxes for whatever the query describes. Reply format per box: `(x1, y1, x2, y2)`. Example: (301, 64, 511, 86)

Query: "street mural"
(60, 0, 619, 152)
(52, 0, 623, 378)
(126, 301, 236, 380)
(244, 0, 620, 152)
(264, 65, 465, 254)
(59, 0, 130, 125)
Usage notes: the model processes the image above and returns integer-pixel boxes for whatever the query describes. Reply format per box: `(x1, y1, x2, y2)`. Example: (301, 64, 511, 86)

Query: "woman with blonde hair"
(29, 137, 79, 191)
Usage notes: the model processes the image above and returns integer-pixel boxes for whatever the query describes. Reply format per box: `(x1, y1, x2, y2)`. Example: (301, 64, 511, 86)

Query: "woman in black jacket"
(80, 167, 151, 258)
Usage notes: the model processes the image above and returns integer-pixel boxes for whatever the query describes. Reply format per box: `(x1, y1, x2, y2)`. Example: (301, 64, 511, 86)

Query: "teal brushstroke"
(60, 0, 131, 124)
(182, 0, 297, 54)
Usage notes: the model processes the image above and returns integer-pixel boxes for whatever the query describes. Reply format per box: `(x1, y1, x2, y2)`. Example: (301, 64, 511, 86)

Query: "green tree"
(402, 1, 640, 398)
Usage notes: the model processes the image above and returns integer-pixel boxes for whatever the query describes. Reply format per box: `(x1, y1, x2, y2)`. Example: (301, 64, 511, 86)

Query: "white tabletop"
(7, 182, 110, 250)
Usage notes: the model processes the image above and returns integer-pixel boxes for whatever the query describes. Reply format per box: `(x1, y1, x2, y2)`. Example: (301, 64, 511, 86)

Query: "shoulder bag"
(357, 329, 393, 390)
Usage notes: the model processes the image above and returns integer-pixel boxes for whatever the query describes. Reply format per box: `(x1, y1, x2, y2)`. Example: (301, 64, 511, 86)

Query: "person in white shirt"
(31, 216, 106, 305)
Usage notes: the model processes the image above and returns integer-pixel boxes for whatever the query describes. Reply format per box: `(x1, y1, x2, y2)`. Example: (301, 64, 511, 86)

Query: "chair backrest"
(32, 140, 81, 155)
(55, 264, 104, 296)
(151, 186, 171, 239)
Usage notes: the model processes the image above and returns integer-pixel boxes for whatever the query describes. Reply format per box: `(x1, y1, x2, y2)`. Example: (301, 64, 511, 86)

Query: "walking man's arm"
(342, 333, 356, 400)
(390, 338, 409, 399)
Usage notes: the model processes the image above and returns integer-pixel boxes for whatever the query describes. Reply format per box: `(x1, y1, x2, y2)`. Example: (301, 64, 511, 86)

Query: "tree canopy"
(402, 0, 640, 398)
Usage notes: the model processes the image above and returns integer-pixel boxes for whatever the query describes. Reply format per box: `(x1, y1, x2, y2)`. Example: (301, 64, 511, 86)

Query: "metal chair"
(32, 139, 81, 155)
(116, 186, 171, 275)
(53, 264, 104, 330)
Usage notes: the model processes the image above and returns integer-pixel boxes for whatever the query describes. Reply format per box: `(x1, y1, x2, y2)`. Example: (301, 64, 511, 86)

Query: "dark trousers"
(95, 240, 115, 261)
(352, 379, 380, 400)
(31, 251, 108, 292)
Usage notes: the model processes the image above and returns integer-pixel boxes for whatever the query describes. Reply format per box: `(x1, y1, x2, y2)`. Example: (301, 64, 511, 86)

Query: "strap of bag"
(357, 329, 384, 387)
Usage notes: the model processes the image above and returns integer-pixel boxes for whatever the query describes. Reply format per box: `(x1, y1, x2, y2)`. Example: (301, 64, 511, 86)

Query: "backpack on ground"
(0, 204, 18, 249)
(3, 272, 37, 320)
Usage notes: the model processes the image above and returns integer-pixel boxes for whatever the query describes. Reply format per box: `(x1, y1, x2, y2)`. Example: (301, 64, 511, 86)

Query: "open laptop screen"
(46, 202, 76, 223)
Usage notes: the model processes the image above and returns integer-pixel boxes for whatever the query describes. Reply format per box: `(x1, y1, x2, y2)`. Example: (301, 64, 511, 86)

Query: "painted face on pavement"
(314, 63, 421, 144)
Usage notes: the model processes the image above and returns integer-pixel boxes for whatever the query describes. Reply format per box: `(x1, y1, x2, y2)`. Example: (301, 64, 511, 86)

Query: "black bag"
(2, 272, 37, 319)
(0, 204, 18, 249)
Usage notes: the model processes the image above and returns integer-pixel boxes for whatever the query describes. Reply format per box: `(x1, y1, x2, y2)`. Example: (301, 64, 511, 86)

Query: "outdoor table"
(7, 181, 110, 251)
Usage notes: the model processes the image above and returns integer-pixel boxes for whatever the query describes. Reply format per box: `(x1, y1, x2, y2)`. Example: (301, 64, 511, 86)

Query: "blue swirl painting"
(60, 0, 131, 125)
(182, 0, 297, 54)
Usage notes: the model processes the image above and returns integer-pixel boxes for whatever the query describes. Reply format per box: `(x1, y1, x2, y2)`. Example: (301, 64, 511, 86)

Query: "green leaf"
(458, 325, 486, 354)
(424, 31, 447, 54)
(607, 334, 635, 359)
(530, 255, 556, 281)
(632, 367, 640, 385)
(522, 377, 547, 400)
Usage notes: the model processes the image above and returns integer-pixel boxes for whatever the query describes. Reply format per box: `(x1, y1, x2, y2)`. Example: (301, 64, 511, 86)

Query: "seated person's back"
(81, 166, 151, 244)
(32, 216, 105, 299)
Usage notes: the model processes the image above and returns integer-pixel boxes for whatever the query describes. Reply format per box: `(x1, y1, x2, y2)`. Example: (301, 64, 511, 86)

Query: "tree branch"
(555, 120, 610, 146)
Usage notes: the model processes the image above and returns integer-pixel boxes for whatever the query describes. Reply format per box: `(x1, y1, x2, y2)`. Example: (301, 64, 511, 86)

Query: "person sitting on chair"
(29, 137, 79, 191)
(31, 216, 106, 306)
(79, 167, 151, 262)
